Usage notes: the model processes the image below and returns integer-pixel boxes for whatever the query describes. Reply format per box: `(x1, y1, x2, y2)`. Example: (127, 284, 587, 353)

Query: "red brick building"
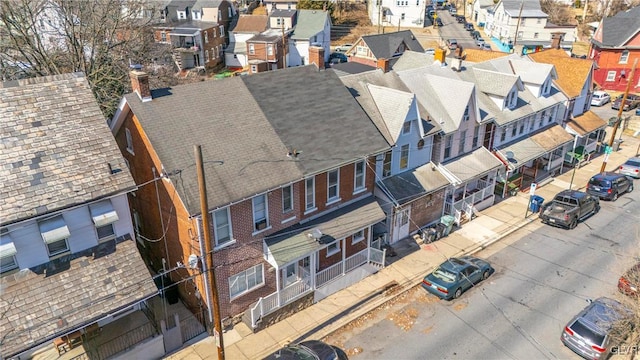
(110, 67, 390, 330)
(589, 6, 640, 92)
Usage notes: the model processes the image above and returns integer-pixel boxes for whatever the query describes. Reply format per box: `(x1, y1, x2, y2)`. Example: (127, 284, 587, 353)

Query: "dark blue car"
(421, 256, 494, 300)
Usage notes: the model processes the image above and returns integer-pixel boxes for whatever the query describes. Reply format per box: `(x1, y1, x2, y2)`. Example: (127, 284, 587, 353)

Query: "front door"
(392, 208, 410, 243)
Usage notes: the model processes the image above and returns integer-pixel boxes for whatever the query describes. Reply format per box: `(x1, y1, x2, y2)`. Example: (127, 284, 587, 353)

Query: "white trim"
(39, 216, 70, 244)
(326, 240, 341, 257)
(125, 128, 135, 155)
(89, 200, 119, 227)
(213, 207, 233, 247)
(303, 207, 318, 216)
(229, 263, 265, 300)
(327, 169, 340, 202)
(281, 216, 297, 224)
(0, 242, 17, 257)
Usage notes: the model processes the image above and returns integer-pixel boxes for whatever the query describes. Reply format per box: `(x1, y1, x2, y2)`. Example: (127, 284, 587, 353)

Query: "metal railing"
(180, 315, 206, 343)
(91, 322, 157, 360)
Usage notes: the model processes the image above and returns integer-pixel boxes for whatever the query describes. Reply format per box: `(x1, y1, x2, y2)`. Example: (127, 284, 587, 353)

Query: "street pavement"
(165, 127, 640, 360)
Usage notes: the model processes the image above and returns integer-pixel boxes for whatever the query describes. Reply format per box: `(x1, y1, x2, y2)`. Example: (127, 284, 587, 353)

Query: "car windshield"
(432, 267, 457, 282)
(570, 319, 606, 346)
(589, 178, 609, 187)
(624, 160, 640, 167)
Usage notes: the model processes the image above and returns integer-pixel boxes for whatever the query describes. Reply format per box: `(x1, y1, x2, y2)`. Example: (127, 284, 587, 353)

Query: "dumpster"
(440, 215, 456, 237)
(530, 195, 544, 213)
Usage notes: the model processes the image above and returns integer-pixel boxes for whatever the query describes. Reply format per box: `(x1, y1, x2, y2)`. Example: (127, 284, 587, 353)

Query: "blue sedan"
(421, 256, 494, 300)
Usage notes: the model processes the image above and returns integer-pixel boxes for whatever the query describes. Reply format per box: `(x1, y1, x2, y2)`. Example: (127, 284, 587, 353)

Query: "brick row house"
(344, 30, 424, 70)
(109, 66, 390, 331)
(589, 6, 640, 92)
(0, 73, 160, 359)
(152, 0, 234, 72)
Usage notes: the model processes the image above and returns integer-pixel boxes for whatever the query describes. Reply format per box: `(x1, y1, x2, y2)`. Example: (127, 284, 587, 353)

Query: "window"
(500, 128, 506, 142)
(606, 71, 616, 82)
(472, 125, 480, 148)
(178, 11, 186, 19)
(229, 264, 264, 299)
(205, 49, 210, 62)
(400, 144, 409, 169)
(401, 13, 405, 20)
(249, 43, 255, 55)
(352, 229, 365, 244)
(305, 177, 315, 210)
(204, 31, 208, 43)
(125, 128, 134, 154)
(517, 31, 523, 39)
(511, 124, 517, 137)
(251, 65, 257, 73)
(537, 18, 541, 24)
(520, 18, 526, 26)
(534, 32, 539, 39)
(90, 200, 119, 241)
(402, 120, 411, 134)
(620, 50, 629, 64)
(161, 32, 166, 42)
(356, 46, 367, 55)
(354, 160, 365, 191)
(219, 25, 224, 36)
(382, 151, 392, 177)
(416, 0, 419, 4)
(327, 169, 340, 202)
(268, 44, 273, 56)
(252, 194, 268, 232)
(459, 130, 466, 153)
(444, 135, 452, 159)
(0, 239, 18, 273)
(39, 215, 70, 257)
(282, 185, 293, 213)
(463, 106, 469, 121)
(277, 17, 282, 25)
(326, 240, 340, 257)
(213, 208, 232, 246)
(519, 120, 525, 134)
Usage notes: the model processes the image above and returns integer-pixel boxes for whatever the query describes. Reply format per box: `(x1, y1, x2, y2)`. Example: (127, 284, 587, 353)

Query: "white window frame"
(351, 229, 365, 244)
(205, 49, 210, 62)
(219, 25, 224, 36)
(305, 177, 316, 212)
(229, 264, 264, 299)
(354, 160, 366, 193)
(177, 11, 186, 19)
(620, 50, 629, 64)
(382, 151, 392, 177)
(444, 135, 452, 159)
(459, 130, 466, 154)
(282, 185, 293, 213)
(472, 125, 480, 148)
(268, 44, 273, 56)
(204, 31, 208, 43)
(252, 194, 269, 233)
(213, 208, 233, 247)
(161, 32, 166, 42)
(402, 120, 411, 134)
(0, 240, 18, 273)
(125, 128, 134, 154)
(249, 43, 255, 55)
(463, 105, 469, 121)
(251, 65, 257, 73)
(326, 240, 340, 257)
(96, 223, 115, 241)
(327, 169, 340, 203)
(606, 71, 616, 82)
(399, 144, 409, 169)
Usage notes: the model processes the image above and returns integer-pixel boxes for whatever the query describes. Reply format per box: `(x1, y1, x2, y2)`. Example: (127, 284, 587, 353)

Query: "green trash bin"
(440, 215, 456, 237)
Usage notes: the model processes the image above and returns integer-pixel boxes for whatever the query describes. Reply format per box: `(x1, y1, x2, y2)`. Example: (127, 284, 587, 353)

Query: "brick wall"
(406, 188, 447, 233)
(246, 41, 285, 68)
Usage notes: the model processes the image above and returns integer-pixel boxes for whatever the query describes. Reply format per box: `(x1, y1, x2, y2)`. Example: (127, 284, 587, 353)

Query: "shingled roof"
(122, 66, 389, 215)
(528, 48, 594, 99)
(0, 236, 157, 358)
(592, 6, 640, 48)
(0, 73, 135, 226)
(360, 30, 424, 59)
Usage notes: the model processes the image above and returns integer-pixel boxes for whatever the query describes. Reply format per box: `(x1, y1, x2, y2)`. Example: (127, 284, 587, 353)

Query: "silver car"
(619, 157, 640, 178)
(561, 297, 631, 359)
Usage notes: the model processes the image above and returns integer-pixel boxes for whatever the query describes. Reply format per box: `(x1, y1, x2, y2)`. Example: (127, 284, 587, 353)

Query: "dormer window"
(178, 10, 186, 19)
(505, 90, 517, 109)
(463, 106, 469, 121)
(402, 120, 411, 134)
(542, 79, 551, 96)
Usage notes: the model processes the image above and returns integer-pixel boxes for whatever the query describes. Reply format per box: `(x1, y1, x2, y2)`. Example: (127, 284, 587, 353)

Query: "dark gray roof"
(594, 6, 640, 48)
(0, 236, 157, 358)
(500, 0, 547, 18)
(269, 9, 297, 19)
(0, 73, 135, 226)
(379, 162, 450, 205)
(124, 66, 388, 214)
(329, 62, 377, 76)
(360, 30, 424, 59)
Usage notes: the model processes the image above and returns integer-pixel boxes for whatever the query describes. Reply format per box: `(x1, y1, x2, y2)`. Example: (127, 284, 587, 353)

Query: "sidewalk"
(166, 130, 640, 360)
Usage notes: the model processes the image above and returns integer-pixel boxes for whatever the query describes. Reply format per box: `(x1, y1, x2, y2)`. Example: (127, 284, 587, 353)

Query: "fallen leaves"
(386, 307, 419, 331)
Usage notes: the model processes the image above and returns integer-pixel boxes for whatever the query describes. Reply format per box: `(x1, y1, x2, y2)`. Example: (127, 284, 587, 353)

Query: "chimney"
(434, 48, 445, 63)
(376, 58, 389, 73)
(129, 70, 152, 102)
(309, 46, 325, 70)
(450, 46, 465, 72)
(551, 32, 565, 50)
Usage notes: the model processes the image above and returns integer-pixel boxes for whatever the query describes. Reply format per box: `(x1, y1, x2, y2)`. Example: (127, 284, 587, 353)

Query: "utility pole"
(582, 0, 588, 22)
(378, 0, 382, 34)
(600, 58, 638, 173)
(398, 17, 401, 32)
(195, 145, 225, 360)
(281, 18, 287, 68)
(511, 0, 524, 53)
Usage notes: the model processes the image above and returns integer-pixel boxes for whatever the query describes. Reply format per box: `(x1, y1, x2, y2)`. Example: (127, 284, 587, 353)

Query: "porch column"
(341, 238, 346, 275)
(310, 254, 316, 289)
(275, 265, 281, 307)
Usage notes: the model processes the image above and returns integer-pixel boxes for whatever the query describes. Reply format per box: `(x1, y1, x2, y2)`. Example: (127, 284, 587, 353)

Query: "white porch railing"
(250, 246, 386, 329)
(446, 184, 494, 215)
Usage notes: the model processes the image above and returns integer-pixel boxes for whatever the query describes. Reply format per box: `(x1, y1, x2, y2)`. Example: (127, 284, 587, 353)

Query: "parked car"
(475, 38, 486, 46)
(449, 7, 457, 14)
(464, 22, 474, 31)
(264, 340, 348, 360)
(435, 17, 443, 27)
(636, 106, 640, 115)
(470, 30, 481, 40)
(446, 38, 458, 50)
(424, 48, 436, 55)
(539, 190, 600, 229)
(611, 93, 640, 111)
(329, 52, 348, 64)
(561, 297, 632, 360)
(586, 172, 633, 201)
(480, 43, 492, 51)
(590, 91, 611, 106)
(618, 263, 640, 296)
(619, 157, 640, 178)
(421, 256, 494, 300)
(456, 15, 465, 23)
(334, 44, 352, 52)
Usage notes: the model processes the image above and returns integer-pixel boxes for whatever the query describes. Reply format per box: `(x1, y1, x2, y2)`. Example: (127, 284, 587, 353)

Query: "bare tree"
(0, 0, 166, 118)
(540, 0, 575, 25)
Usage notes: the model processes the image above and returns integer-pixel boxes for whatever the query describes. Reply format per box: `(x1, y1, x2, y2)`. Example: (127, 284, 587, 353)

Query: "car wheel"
(594, 204, 601, 213)
(612, 192, 618, 201)
(569, 218, 578, 229)
(482, 270, 490, 280)
(629, 184, 634, 193)
(454, 288, 463, 299)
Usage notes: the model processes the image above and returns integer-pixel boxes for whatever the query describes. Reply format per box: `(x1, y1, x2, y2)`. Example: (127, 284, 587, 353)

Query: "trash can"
(422, 227, 439, 243)
(440, 215, 456, 237)
(612, 139, 622, 152)
(530, 195, 544, 213)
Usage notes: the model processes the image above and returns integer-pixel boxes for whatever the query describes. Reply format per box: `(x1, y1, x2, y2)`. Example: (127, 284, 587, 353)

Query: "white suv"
(591, 91, 611, 106)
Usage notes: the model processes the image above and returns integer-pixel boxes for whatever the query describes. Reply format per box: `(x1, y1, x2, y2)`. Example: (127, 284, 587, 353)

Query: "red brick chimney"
(551, 32, 565, 50)
(309, 46, 325, 70)
(129, 70, 152, 102)
(376, 58, 389, 73)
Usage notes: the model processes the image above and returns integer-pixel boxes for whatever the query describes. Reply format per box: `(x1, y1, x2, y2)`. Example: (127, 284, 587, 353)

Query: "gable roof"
(472, 68, 520, 97)
(269, 9, 297, 19)
(0, 73, 135, 226)
(123, 66, 388, 214)
(291, 10, 329, 40)
(232, 15, 268, 33)
(463, 48, 510, 63)
(367, 84, 415, 140)
(392, 50, 439, 71)
(499, 0, 547, 18)
(507, 59, 556, 85)
(592, 6, 640, 48)
(565, 111, 607, 136)
(360, 30, 424, 59)
(379, 162, 450, 205)
(528, 48, 594, 98)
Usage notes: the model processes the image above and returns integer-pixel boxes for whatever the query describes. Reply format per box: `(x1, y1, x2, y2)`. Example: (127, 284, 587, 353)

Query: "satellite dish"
(505, 151, 517, 163)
